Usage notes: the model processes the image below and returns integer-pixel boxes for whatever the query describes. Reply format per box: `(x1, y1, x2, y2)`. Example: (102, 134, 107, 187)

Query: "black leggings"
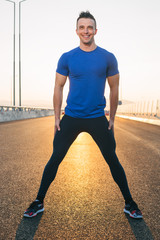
(37, 115, 132, 203)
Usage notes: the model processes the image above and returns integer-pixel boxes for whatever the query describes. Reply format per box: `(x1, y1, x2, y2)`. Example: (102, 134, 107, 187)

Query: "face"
(76, 18, 97, 45)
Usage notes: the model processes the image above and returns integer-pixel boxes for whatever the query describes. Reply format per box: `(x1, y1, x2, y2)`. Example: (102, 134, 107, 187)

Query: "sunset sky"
(0, 0, 160, 108)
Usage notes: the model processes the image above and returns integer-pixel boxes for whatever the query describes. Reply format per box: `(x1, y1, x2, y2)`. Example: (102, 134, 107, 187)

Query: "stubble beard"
(81, 37, 94, 46)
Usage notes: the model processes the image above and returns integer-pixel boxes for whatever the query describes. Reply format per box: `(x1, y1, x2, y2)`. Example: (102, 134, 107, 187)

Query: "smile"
(82, 35, 90, 38)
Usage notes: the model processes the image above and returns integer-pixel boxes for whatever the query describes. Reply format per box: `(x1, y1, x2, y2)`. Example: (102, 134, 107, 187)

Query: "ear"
(76, 28, 79, 35)
(94, 29, 98, 35)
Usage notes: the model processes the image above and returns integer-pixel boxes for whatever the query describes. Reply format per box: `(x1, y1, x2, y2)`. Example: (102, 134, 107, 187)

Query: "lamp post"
(19, 0, 27, 107)
(5, 0, 16, 106)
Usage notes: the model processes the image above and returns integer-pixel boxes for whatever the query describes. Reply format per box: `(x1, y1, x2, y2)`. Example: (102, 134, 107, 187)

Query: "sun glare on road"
(62, 131, 102, 192)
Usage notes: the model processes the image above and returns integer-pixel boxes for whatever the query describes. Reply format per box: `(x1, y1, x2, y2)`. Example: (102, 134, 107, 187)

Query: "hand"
(54, 118, 61, 137)
(108, 119, 114, 135)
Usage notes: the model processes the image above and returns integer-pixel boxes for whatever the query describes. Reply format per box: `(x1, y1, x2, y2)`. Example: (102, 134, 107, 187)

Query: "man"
(24, 11, 142, 219)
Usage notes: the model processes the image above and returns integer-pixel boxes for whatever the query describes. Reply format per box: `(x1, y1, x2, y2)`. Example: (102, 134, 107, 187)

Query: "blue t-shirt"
(56, 46, 119, 118)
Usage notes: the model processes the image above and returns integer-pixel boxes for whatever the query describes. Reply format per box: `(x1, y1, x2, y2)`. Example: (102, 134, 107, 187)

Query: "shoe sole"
(24, 208, 44, 218)
(124, 208, 143, 219)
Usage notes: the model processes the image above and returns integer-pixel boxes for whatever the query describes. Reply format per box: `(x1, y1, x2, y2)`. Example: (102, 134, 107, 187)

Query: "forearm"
(53, 86, 63, 120)
(109, 87, 118, 121)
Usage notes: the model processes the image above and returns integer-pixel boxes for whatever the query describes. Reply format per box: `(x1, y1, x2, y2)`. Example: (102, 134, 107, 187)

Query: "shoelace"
(29, 201, 41, 209)
(130, 202, 140, 212)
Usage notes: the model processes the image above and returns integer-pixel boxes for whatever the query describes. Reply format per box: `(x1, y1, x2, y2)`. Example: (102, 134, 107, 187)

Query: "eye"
(88, 26, 94, 30)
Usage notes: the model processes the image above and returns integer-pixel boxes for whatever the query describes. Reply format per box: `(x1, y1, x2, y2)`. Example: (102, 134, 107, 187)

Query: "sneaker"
(124, 200, 143, 219)
(24, 200, 44, 218)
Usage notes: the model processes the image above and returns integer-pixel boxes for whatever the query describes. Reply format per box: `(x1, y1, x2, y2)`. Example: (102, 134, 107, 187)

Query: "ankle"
(125, 199, 134, 205)
(36, 197, 44, 204)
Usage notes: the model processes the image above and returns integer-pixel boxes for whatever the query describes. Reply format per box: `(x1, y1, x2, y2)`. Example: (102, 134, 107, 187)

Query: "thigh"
(87, 116, 116, 155)
(53, 115, 80, 155)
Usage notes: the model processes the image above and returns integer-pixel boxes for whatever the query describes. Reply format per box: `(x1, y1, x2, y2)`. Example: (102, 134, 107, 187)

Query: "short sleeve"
(56, 53, 69, 76)
(106, 53, 119, 77)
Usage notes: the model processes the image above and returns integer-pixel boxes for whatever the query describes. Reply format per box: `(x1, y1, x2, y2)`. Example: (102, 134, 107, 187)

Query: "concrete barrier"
(116, 114, 160, 126)
(0, 106, 54, 123)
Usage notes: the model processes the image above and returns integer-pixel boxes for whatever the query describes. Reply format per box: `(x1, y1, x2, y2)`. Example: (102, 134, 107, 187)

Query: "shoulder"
(97, 46, 117, 59)
(60, 47, 79, 59)
(56, 47, 79, 74)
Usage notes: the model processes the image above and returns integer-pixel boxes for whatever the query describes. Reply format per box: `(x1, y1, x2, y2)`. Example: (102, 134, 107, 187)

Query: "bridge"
(0, 115, 159, 239)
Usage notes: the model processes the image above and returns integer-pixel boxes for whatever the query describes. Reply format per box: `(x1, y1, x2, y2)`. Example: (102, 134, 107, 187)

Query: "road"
(0, 116, 159, 240)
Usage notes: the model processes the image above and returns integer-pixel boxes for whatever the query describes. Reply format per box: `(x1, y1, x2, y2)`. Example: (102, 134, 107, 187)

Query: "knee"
(46, 150, 64, 168)
(103, 151, 119, 166)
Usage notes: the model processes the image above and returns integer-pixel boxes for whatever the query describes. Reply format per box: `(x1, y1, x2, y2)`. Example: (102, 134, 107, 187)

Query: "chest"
(68, 53, 108, 79)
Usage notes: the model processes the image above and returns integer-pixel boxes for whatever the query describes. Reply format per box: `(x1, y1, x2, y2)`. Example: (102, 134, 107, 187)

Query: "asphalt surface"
(0, 116, 159, 240)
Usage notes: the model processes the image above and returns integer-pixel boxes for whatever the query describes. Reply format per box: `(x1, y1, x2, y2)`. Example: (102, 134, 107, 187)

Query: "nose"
(84, 27, 88, 34)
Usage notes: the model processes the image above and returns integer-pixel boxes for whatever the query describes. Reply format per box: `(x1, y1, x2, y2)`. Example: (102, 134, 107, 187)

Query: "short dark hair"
(76, 11, 97, 29)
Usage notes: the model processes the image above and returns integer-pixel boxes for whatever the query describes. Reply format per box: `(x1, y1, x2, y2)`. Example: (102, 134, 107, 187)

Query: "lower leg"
(107, 153, 133, 203)
(36, 152, 61, 202)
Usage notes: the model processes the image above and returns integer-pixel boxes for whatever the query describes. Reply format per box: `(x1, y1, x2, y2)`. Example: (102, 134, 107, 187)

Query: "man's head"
(76, 11, 97, 29)
(76, 11, 97, 46)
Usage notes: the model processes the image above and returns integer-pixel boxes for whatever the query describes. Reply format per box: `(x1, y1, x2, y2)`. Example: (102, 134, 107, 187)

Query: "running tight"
(37, 115, 133, 203)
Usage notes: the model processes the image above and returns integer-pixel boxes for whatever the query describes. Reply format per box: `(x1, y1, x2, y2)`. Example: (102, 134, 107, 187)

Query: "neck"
(79, 41, 97, 52)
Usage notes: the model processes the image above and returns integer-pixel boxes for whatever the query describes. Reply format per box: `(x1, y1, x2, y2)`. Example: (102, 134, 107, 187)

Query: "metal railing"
(0, 105, 54, 112)
(117, 99, 160, 119)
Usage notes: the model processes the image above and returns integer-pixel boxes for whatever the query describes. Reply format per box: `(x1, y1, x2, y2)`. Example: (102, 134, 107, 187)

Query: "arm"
(107, 73, 119, 133)
(53, 72, 67, 136)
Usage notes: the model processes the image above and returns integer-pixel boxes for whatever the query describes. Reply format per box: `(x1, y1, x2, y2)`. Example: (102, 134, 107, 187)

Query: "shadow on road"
(125, 215, 154, 240)
(14, 212, 154, 240)
(15, 213, 43, 240)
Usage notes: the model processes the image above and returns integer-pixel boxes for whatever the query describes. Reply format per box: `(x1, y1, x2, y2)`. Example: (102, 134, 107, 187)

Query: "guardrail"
(117, 99, 160, 119)
(0, 105, 54, 111)
(0, 106, 54, 122)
